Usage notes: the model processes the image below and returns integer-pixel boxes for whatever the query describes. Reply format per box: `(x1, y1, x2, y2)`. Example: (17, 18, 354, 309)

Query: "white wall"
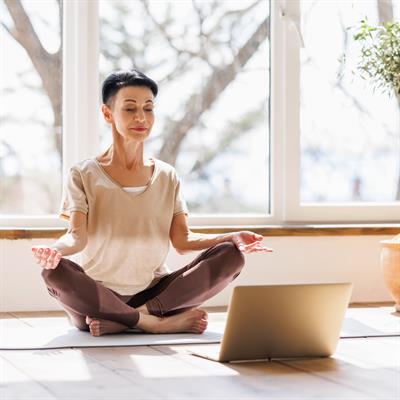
(0, 234, 395, 312)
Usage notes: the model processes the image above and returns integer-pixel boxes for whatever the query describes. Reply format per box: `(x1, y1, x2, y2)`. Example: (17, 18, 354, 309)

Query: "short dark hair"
(101, 69, 158, 106)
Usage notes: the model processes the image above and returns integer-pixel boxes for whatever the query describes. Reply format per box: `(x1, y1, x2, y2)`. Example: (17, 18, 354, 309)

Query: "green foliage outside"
(352, 19, 400, 98)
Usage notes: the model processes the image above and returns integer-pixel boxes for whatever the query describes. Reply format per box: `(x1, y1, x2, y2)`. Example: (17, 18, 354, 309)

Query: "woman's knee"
(41, 257, 65, 280)
(214, 241, 245, 275)
(219, 241, 245, 263)
(40, 258, 78, 289)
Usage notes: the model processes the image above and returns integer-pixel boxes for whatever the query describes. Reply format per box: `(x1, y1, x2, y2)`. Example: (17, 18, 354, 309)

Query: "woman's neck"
(98, 143, 149, 172)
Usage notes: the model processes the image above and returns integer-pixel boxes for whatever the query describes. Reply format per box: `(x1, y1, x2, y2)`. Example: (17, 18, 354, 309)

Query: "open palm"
(31, 245, 62, 269)
(231, 231, 273, 254)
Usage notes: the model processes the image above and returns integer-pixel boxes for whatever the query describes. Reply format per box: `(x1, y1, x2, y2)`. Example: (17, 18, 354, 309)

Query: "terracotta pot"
(380, 233, 400, 312)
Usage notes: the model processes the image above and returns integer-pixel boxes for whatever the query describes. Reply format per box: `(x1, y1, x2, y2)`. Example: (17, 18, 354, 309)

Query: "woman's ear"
(101, 104, 113, 123)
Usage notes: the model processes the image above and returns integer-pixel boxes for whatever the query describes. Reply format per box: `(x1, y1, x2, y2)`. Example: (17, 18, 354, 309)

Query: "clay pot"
(380, 233, 400, 312)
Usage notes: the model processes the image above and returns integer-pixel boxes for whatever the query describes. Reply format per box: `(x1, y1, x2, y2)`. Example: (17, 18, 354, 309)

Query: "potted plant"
(352, 19, 400, 311)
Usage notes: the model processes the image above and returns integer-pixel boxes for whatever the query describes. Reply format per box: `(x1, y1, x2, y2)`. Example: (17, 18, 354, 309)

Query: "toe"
(85, 316, 92, 325)
(89, 322, 100, 336)
(199, 309, 208, 319)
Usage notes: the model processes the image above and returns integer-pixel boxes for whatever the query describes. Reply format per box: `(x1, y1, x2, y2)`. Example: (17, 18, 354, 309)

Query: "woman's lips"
(130, 127, 147, 131)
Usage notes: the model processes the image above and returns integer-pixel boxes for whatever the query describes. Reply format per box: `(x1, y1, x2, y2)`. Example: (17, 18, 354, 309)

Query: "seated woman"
(31, 69, 272, 337)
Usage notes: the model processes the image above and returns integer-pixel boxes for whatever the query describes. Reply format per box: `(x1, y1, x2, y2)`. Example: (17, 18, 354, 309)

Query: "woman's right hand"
(31, 245, 63, 269)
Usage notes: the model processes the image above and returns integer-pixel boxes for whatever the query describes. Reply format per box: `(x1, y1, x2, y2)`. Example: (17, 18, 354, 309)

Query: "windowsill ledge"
(1, 224, 399, 240)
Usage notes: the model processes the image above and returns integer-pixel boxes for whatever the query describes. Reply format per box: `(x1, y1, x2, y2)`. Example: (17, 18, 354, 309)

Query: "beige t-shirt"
(59, 157, 189, 295)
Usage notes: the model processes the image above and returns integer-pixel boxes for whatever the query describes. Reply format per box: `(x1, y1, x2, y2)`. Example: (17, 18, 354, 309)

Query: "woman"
(31, 69, 273, 337)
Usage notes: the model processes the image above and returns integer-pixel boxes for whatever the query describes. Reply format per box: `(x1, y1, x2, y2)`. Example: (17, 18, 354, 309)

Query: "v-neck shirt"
(93, 157, 156, 198)
(95, 159, 151, 196)
(59, 157, 189, 295)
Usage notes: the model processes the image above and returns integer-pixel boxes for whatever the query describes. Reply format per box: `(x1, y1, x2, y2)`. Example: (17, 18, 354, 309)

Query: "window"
(0, 0, 398, 228)
(0, 0, 63, 216)
(300, 1, 399, 203)
(281, 0, 400, 222)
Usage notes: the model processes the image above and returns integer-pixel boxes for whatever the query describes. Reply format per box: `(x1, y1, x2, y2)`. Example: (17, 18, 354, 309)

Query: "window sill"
(1, 224, 399, 240)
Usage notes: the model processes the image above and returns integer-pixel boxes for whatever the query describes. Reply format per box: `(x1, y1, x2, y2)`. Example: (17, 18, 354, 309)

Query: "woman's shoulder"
(154, 158, 178, 178)
(66, 159, 99, 184)
(69, 158, 97, 172)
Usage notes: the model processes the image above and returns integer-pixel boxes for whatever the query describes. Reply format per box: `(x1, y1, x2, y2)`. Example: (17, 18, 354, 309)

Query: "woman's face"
(102, 85, 155, 142)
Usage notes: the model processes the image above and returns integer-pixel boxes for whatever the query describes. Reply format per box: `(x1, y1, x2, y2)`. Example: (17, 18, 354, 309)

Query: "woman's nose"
(134, 112, 145, 122)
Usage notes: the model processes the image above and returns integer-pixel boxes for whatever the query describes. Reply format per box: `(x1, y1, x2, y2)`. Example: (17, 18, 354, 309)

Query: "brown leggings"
(41, 242, 245, 331)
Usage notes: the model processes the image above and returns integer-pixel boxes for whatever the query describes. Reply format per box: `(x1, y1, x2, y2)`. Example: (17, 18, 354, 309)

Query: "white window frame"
(0, 0, 100, 228)
(190, 0, 285, 227)
(280, 0, 400, 223)
(1, 0, 398, 228)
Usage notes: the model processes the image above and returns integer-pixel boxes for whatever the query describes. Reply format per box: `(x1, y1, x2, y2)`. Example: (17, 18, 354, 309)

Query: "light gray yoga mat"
(340, 307, 400, 338)
(1, 308, 399, 350)
(0, 323, 224, 350)
(0, 317, 226, 350)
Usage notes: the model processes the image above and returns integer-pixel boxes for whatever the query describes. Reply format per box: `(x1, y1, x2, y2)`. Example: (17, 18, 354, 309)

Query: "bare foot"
(85, 316, 130, 336)
(136, 308, 208, 334)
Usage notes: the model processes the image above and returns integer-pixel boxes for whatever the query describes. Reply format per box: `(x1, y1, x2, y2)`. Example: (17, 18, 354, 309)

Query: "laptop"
(192, 282, 353, 363)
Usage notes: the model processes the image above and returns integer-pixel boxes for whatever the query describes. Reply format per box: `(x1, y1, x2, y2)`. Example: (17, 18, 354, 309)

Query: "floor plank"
(0, 314, 31, 329)
(152, 344, 373, 399)
(82, 346, 218, 398)
(0, 313, 16, 319)
(0, 353, 57, 400)
(351, 301, 396, 308)
(1, 348, 160, 400)
(9, 311, 67, 319)
(9, 315, 71, 329)
(279, 338, 400, 399)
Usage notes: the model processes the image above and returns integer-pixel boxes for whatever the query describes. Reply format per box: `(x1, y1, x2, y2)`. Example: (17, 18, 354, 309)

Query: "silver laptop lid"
(219, 283, 353, 362)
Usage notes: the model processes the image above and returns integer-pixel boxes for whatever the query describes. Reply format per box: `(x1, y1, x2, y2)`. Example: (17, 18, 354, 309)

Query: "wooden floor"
(1, 303, 399, 400)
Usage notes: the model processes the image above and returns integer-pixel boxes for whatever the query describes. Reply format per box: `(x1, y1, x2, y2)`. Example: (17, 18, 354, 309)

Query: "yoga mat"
(1, 307, 399, 350)
(0, 323, 224, 350)
(340, 307, 400, 338)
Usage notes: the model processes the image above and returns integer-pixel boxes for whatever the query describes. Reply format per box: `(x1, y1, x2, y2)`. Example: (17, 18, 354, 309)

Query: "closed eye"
(125, 109, 153, 112)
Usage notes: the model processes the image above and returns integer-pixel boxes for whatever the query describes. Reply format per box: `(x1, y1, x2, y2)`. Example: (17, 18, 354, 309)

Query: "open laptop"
(192, 282, 353, 363)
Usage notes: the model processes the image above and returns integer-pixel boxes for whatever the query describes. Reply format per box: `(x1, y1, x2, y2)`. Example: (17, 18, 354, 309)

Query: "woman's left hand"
(230, 231, 274, 254)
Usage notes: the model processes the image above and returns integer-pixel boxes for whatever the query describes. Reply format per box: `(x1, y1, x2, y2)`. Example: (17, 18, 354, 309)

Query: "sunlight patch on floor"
(129, 353, 239, 377)
(2, 350, 93, 382)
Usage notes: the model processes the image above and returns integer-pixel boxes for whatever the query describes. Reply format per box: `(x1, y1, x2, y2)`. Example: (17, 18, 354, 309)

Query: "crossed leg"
(41, 242, 245, 335)
(41, 259, 140, 334)
(129, 241, 245, 317)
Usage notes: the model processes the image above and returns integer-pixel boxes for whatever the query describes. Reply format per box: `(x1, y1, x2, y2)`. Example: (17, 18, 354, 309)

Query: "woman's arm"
(169, 213, 272, 255)
(32, 211, 88, 270)
(32, 211, 88, 269)
(50, 211, 88, 256)
(169, 213, 231, 255)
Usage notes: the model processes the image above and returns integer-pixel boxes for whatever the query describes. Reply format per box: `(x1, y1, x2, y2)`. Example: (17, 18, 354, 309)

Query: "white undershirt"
(122, 185, 147, 196)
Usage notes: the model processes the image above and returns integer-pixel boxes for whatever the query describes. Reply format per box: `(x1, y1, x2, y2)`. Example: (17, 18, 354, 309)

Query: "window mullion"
(63, 0, 100, 179)
(270, 0, 288, 225)
(280, 0, 301, 223)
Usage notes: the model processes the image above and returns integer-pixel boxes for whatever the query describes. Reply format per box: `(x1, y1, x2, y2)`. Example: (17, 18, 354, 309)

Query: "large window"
(282, 0, 400, 222)
(0, 0, 399, 227)
(300, 0, 399, 203)
(99, 0, 271, 215)
(0, 0, 63, 215)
